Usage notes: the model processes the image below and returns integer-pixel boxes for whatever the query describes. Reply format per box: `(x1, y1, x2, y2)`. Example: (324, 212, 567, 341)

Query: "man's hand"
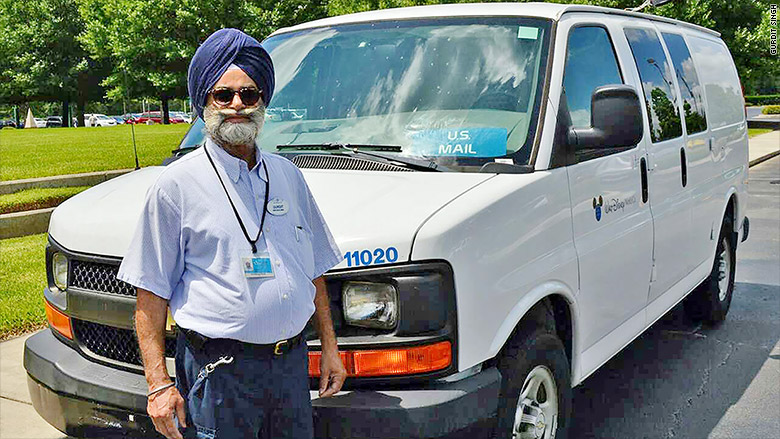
(136, 288, 186, 438)
(319, 347, 347, 397)
(312, 276, 346, 397)
(147, 384, 187, 439)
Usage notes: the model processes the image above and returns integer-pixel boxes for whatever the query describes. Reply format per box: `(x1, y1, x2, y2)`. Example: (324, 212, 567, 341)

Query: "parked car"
(25, 4, 750, 438)
(84, 114, 118, 127)
(0, 119, 17, 128)
(44, 116, 62, 128)
(128, 111, 185, 124)
(34, 118, 46, 128)
(171, 111, 193, 124)
(109, 115, 126, 125)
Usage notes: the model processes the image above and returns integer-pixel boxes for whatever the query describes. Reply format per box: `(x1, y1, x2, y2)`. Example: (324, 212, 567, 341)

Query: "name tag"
(267, 198, 289, 216)
(242, 251, 275, 278)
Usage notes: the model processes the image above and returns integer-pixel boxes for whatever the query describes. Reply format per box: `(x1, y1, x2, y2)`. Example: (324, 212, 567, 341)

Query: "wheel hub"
(718, 238, 731, 302)
(534, 411, 546, 437)
(513, 366, 558, 439)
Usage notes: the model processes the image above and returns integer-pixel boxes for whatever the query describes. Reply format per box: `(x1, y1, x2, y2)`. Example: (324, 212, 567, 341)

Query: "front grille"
(292, 154, 413, 172)
(71, 259, 136, 296)
(73, 320, 176, 366)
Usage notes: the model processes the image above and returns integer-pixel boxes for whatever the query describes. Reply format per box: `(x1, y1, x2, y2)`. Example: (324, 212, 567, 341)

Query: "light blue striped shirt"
(117, 138, 342, 343)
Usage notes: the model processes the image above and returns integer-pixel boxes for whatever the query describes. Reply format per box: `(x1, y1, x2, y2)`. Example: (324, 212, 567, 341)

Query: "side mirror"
(568, 85, 643, 149)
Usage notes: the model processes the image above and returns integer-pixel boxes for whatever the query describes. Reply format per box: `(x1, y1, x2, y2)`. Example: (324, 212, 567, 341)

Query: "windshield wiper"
(277, 143, 446, 172)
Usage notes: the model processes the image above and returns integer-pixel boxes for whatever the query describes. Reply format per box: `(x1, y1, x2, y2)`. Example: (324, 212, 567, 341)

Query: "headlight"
(343, 282, 398, 329)
(52, 252, 68, 291)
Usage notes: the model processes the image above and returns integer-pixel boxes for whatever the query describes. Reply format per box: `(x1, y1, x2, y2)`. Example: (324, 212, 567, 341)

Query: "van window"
(686, 36, 743, 129)
(563, 26, 623, 129)
(260, 18, 552, 171)
(661, 33, 707, 134)
(625, 27, 683, 143)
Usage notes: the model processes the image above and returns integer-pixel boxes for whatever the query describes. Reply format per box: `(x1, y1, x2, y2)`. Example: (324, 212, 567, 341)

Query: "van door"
(557, 21, 654, 373)
(658, 31, 713, 269)
(623, 26, 693, 306)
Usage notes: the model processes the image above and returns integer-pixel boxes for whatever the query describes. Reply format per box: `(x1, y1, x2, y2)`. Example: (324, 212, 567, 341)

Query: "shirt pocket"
(294, 224, 316, 279)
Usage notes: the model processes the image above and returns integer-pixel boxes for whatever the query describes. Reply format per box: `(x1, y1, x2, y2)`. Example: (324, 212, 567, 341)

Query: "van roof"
(271, 2, 719, 37)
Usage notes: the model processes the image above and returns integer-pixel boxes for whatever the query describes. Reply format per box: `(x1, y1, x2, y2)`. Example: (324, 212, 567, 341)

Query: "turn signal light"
(44, 300, 72, 339)
(308, 341, 451, 377)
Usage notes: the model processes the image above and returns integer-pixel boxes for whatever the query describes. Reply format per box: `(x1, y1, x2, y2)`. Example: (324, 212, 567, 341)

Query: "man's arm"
(312, 276, 347, 397)
(136, 288, 186, 439)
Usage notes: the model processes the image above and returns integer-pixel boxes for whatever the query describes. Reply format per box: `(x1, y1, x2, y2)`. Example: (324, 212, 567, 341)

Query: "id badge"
(241, 251, 275, 278)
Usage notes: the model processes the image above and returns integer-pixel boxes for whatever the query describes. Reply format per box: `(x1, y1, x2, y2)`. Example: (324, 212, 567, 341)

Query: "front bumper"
(25, 329, 501, 438)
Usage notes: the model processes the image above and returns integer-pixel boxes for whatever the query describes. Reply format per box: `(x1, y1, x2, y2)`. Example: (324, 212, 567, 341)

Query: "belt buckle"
(274, 339, 288, 356)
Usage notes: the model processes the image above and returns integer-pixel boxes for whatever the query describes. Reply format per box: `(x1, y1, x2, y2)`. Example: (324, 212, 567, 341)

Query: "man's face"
(203, 68, 266, 148)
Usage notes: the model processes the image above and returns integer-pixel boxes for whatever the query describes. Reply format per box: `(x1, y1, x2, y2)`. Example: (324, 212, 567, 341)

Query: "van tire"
(493, 307, 571, 439)
(684, 217, 735, 324)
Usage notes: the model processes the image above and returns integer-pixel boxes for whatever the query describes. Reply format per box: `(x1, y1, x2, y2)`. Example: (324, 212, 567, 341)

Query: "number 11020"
(343, 247, 399, 267)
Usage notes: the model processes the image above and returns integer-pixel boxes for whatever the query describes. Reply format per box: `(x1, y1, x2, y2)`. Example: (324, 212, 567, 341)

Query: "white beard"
(203, 104, 265, 147)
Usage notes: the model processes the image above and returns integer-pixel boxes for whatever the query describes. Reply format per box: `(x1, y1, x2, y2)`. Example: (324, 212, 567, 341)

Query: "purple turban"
(187, 28, 275, 120)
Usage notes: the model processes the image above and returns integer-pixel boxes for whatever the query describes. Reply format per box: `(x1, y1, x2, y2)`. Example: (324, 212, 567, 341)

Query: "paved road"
(747, 106, 763, 119)
(567, 156, 780, 439)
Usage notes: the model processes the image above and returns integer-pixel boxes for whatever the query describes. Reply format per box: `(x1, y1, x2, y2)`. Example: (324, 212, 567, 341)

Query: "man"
(117, 28, 346, 439)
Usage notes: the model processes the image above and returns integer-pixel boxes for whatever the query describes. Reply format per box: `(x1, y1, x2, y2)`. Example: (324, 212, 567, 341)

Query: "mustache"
(212, 107, 264, 119)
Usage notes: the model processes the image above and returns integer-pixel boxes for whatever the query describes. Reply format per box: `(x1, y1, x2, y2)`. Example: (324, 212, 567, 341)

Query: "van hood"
(49, 166, 492, 267)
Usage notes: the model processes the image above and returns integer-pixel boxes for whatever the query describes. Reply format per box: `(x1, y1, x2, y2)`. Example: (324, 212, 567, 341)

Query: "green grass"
(0, 233, 47, 340)
(0, 186, 90, 214)
(0, 124, 191, 181)
(748, 128, 774, 138)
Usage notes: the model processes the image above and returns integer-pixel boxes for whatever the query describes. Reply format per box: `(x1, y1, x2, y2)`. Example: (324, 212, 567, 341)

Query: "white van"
(26, 3, 749, 438)
(84, 113, 118, 127)
(84, 114, 116, 127)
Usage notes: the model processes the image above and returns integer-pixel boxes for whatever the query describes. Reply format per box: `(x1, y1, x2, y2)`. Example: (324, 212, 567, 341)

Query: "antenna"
(123, 69, 140, 170)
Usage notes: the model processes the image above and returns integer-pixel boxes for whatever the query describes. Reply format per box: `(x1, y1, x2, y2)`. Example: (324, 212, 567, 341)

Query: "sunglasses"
(209, 87, 262, 107)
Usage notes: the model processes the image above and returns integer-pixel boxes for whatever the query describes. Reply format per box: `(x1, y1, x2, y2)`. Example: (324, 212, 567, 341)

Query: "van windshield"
(177, 18, 551, 171)
(261, 18, 550, 171)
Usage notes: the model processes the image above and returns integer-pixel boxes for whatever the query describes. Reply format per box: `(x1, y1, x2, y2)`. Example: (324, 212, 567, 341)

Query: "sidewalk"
(748, 130, 780, 166)
(0, 332, 69, 439)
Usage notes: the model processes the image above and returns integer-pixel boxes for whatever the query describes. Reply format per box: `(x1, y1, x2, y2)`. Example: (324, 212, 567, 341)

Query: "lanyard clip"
(198, 355, 234, 380)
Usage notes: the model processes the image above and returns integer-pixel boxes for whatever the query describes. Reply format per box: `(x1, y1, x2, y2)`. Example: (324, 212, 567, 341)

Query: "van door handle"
(680, 147, 688, 187)
(640, 157, 649, 203)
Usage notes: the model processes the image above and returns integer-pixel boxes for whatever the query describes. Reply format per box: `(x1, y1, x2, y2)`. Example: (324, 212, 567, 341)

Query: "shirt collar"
(205, 137, 266, 183)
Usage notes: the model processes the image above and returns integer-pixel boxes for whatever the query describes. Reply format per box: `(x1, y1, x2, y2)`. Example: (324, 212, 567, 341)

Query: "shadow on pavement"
(569, 281, 779, 439)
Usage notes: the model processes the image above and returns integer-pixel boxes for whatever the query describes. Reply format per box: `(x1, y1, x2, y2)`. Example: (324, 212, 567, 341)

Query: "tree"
(0, 0, 106, 126)
(78, 0, 328, 123)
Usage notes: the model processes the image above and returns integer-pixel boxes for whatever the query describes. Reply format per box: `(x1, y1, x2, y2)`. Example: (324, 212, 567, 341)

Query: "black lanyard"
(204, 146, 270, 254)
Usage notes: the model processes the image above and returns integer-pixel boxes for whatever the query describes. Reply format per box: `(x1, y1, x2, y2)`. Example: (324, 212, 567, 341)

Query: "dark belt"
(180, 327, 304, 356)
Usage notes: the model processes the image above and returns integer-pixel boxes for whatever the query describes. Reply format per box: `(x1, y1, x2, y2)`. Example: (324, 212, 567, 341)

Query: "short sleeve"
(117, 184, 185, 300)
(299, 176, 342, 279)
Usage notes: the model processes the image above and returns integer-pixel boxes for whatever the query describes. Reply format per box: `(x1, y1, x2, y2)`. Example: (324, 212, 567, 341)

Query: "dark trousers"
(174, 331, 314, 439)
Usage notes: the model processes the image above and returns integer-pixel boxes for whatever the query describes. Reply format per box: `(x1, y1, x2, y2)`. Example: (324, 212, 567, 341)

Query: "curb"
(747, 120, 780, 130)
(0, 207, 54, 239)
(0, 169, 133, 195)
(749, 150, 780, 168)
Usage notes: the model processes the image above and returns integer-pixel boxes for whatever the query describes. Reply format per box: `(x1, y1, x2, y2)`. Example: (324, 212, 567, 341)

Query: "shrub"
(762, 105, 780, 115)
(744, 95, 780, 106)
